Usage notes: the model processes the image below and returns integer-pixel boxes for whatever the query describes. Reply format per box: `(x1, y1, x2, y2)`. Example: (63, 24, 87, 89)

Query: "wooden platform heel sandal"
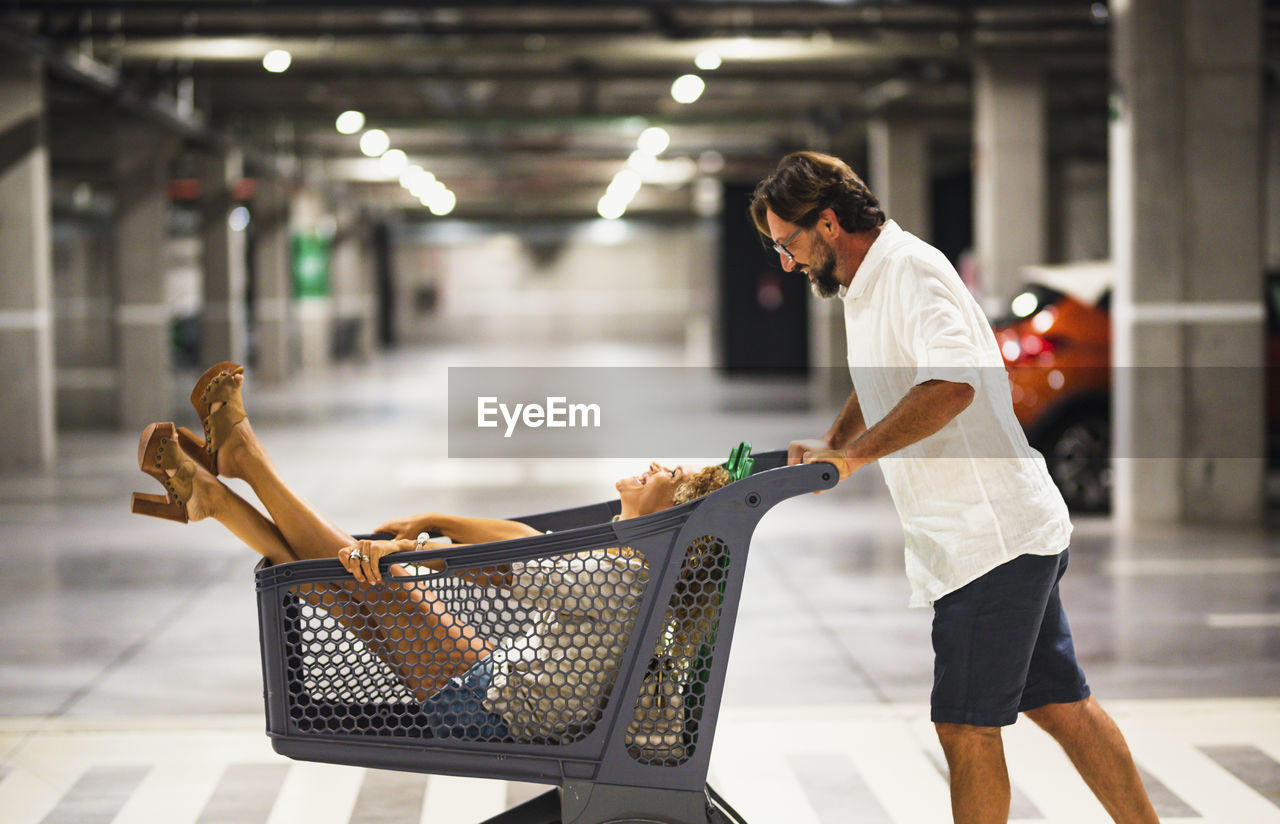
(187, 361, 247, 476)
(130, 422, 196, 523)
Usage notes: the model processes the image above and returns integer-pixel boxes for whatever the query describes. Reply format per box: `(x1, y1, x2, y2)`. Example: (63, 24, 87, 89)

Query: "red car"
(993, 264, 1280, 512)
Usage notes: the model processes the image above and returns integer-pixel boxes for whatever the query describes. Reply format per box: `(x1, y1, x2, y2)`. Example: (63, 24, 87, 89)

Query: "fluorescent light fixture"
(608, 169, 643, 200)
(399, 164, 426, 188)
(228, 205, 250, 232)
(359, 128, 390, 157)
(671, 74, 705, 104)
(262, 49, 292, 73)
(729, 37, 758, 58)
(335, 110, 365, 134)
(694, 51, 722, 71)
(597, 195, 626, 220)
(636, 126, 670, 156)
(626, 149, 660, 177)
(379, 148, 408, 175)
(427, 188, 457, 216)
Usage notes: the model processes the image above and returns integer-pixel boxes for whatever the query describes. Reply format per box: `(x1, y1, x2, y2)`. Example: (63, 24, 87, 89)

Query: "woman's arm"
(341, 536, 515, 588)
(426, 513, 543, 544)
(373, 512, 541, 544)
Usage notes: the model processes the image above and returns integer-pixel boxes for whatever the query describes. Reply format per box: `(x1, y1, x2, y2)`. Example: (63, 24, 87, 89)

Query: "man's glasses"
(771, 225, 804, 263)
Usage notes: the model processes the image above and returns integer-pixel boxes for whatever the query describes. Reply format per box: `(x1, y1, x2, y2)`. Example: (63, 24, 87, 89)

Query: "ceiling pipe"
(0, 21, 289, 176)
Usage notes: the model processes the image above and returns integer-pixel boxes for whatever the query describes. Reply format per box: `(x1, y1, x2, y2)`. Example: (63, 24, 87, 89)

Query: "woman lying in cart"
(131, 362, 732, 751)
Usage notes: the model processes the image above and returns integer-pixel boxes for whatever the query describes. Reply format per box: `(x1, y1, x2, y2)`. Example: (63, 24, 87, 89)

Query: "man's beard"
(807, 240, 842, 298)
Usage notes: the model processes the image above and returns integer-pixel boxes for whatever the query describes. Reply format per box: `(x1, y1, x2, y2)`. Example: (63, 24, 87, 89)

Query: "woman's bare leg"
(183, 457, 297, 567)
(182, 453, 480, 698)
(203, 376, 353, 561)
(190, 377, 491, 693)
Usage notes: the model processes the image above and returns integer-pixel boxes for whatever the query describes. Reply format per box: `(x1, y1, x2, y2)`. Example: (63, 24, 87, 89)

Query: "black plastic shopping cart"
(254, 450, 836, 824)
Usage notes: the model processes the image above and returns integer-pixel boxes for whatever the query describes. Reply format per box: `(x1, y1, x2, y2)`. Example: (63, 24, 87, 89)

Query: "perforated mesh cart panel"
(256, 454, 835, 824)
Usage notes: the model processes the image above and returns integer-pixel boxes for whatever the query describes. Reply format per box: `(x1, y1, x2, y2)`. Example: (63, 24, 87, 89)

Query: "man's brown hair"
(749, 151, 885, 242)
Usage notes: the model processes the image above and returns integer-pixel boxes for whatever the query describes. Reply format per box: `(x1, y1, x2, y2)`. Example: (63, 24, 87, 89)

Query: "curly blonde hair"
(671, 465, 733, 506)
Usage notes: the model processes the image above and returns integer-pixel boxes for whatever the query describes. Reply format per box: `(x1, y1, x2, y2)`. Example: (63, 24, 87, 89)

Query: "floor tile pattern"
(2, 702, 1279, 824)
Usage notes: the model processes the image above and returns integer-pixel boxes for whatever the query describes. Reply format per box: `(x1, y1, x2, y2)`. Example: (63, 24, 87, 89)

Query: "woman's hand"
(371, 513, 434, 539)
(340, 538, 405, 585)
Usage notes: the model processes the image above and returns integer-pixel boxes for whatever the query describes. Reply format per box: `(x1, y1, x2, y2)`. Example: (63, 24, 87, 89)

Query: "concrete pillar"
(252, 179, 292, 383)
(357, 223, 380, 357)
(868, 117, 931, 241)
(974, 53, 1047, 312)
(1055, 159, 1109, 262)
(0, 50, 55, 469)
(113, 122, 178, 428)
(1267, 74, 1280, 272)
(1111, 0, 1265, 524)
(329, 210, 376, 361)
(55, 220, 116, 429)
(291, 188, 334, 374)
(200, 149, 248, 366)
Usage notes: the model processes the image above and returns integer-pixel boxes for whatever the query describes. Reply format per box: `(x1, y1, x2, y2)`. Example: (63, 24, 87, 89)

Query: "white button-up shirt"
(840, 220, 1072, 607)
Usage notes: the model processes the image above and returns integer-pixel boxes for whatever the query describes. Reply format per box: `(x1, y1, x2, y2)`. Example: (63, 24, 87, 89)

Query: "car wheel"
(1044, 412, 1112, 512)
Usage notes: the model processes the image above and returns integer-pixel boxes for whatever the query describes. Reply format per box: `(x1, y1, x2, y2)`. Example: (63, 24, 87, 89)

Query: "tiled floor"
(2, 343, 1278, 823)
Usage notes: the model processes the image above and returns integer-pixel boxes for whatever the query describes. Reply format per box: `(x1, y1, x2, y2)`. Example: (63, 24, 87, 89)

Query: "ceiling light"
(419, 178, 447, 199)
(694, 51, 722, 71)
(399, 164, 426, 188)
(228, 205, 250, 232)
(626, 149, 659, 177)
(608, 169, 643, 201)
(379, 148, 408, 175)
(403, 166, 436, 192)
(427, 188, 456, 216)
(359, 129, 390, 157)
(597, 195, 626, 221)
(335, 110, 365, 134)
(671, 74, 705, 104)
(262, 49, 292, 73)
(636, 126, 670, 156)
(729, 37, 758, 59)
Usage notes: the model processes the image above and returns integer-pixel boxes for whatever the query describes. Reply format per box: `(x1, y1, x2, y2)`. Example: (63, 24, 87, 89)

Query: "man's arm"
(825, 388, 867, 449)
(803, 379, 975, 481)
(787, 389, 867, 466)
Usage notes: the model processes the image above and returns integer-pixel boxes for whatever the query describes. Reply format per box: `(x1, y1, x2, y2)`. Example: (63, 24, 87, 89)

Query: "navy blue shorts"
(930, 549, 1090, 727)
(423, 657, 510, 740)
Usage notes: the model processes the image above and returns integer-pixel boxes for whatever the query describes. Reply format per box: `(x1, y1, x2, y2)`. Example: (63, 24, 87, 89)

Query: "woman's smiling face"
(616, 462, 694, 516)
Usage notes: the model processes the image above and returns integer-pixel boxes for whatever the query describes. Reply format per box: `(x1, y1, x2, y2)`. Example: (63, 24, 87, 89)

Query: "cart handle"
(254, 452, 837, 588)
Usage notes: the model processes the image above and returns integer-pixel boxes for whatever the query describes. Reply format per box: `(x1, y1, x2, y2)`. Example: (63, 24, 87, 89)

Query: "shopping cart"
(254, 450, 835, 823)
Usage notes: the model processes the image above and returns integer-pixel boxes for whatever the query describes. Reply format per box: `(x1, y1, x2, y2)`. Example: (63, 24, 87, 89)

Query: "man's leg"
(931, 553, 1076, 823)
(1024, 697, 1158, 824)
(934, 723, 1010, 824)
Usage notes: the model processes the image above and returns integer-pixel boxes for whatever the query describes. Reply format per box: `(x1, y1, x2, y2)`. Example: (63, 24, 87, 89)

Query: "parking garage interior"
(1, 3, 1279, 822)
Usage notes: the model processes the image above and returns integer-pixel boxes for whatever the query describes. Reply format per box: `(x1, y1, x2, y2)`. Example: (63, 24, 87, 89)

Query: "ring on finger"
(350, 551, 365, 562)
